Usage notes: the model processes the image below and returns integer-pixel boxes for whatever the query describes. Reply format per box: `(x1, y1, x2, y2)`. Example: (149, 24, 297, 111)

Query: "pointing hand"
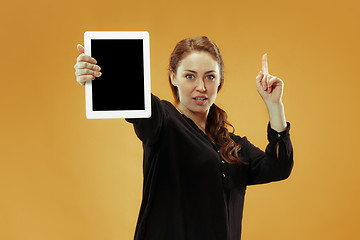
(256, 53, 284, 104)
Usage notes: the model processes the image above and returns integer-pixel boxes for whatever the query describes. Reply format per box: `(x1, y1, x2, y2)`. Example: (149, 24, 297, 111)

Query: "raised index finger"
(262, 53, 268, 74)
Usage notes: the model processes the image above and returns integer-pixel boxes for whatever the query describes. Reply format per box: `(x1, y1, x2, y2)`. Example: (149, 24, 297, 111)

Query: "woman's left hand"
(256, 54, 284, 104)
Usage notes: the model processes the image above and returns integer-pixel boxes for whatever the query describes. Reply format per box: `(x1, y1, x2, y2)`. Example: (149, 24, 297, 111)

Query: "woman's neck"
(176, 104, 208, 134)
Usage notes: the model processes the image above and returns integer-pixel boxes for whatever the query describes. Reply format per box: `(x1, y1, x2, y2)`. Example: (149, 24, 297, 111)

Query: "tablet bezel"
(84, 31, 151, 119)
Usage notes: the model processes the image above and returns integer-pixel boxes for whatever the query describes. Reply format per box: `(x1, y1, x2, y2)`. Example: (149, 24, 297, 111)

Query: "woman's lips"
(192, 97, 208, 105)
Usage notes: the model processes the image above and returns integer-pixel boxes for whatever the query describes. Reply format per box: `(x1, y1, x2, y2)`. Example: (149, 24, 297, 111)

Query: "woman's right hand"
(74, 44, 102, 86)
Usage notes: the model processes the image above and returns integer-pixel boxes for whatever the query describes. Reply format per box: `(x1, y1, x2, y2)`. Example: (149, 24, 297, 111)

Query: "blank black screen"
(91, 39, 145, 111)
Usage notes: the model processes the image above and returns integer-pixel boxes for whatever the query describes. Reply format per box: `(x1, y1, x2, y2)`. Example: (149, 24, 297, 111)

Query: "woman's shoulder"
(152, 94, 175, 109)
(230, 133, 254, 154)
(230, 133, 247, 143)
(126, 94, 178, 145)
(151, 94, 182, 119)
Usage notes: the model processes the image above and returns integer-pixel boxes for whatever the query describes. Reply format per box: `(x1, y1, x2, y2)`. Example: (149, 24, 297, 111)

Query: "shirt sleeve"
(125, 94, 167, 146)
(242, 122, 294, 185)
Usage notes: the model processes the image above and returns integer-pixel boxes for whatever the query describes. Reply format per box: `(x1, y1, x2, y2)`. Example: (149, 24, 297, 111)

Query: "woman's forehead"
(178, 51, 219, 72)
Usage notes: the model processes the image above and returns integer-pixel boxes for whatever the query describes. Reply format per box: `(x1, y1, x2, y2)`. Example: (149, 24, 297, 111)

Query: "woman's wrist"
(266, 101, 287, 132)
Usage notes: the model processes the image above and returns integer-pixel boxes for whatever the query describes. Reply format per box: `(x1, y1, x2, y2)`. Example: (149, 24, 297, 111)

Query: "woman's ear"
(217, 80, 222, 92)
(170, 71, 176, 86)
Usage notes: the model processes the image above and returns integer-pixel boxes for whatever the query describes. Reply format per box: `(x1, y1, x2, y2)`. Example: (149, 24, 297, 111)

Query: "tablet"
(84, 31, 151, 119)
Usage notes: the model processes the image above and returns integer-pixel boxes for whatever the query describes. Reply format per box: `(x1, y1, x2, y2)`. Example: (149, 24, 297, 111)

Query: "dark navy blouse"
(126, 94, 293, 240)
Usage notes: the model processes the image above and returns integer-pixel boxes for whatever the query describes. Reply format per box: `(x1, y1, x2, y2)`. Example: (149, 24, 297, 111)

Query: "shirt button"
(222, 160, 225, 164)
(278, 133, 281, 137)
(217, 150, 220, 153)
(222, 173, 226, 178)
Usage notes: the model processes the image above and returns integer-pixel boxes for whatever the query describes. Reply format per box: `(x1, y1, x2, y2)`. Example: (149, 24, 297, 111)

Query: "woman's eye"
(186, 74, 195, 80)
(206, 75, 215, 80)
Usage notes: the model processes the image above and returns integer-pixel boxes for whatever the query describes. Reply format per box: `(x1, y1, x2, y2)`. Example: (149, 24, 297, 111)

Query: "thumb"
(77, 44, 85, 54)
(256, 70, 263, 86)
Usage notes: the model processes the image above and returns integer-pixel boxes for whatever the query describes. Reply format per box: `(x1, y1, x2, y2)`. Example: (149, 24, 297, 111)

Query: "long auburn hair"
(168, 36, 245, 164)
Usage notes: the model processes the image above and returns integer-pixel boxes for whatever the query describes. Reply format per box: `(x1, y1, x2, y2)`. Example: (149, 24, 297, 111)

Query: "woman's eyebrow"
(184, 70, 216, 74)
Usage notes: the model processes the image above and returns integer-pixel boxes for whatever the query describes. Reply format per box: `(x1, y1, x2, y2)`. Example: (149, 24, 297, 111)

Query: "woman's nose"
(195, 79, 206, 92)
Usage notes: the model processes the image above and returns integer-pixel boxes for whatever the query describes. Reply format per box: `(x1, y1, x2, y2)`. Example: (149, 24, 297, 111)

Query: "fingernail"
(96, 72, 102, 77)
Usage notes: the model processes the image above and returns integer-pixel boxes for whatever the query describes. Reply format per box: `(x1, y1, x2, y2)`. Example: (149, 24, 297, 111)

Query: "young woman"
(74, 36, 293, 240)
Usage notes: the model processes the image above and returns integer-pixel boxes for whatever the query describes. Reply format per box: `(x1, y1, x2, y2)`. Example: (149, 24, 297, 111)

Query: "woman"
(74, 36, 293, 240)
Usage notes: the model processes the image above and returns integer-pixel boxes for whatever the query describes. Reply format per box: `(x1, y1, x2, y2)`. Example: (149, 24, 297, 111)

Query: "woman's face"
(171, 51, 221, 116)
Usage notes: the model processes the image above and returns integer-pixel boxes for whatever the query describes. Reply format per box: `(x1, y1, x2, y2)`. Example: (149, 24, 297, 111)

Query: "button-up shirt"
(126, 94, 293, 240)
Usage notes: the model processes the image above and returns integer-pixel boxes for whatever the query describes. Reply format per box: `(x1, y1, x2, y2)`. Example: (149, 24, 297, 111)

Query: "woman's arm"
(241, 123, 293, 185)
(256, 53, 288, 157)
(126, 94, 168, 146)
(266, 102, 287, 133)
(256, 53, 287, 131)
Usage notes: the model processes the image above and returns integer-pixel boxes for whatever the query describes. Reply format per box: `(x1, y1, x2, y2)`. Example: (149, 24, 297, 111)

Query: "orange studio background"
(1, 0, 359, 239)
